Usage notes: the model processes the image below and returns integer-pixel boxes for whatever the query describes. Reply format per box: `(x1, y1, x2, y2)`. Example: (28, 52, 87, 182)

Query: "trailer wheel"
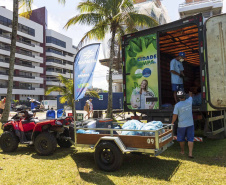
(34, 133, 57, 156)
(94, 141, 123, 172)
(0, 131, 19, 152)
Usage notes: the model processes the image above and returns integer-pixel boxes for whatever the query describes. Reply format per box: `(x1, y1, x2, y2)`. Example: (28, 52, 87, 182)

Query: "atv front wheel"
(0, 131, 19, 152)
(34, 133, 57, 156)
(57, 128, 72, 148)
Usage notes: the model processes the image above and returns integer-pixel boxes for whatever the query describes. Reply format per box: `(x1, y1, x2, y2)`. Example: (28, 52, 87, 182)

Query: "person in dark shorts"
(172, 91, 194, 158)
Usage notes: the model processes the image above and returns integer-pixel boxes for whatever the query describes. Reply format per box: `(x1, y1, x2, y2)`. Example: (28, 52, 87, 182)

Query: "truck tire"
(94, 141, 123, 172)
(57, 128, 72, 148)
(34, 132, 57, 156)
(0, 131, 19, 152)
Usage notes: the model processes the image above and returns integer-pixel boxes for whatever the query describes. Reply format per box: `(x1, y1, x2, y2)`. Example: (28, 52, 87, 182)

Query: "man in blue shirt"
(170, 52, 186, 103)
(172, 91, 194, 158)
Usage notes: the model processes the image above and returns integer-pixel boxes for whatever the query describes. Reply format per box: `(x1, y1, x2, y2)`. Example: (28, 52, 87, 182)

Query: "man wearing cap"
(170, 52, 186, 103)
(172, 91, 194, 158)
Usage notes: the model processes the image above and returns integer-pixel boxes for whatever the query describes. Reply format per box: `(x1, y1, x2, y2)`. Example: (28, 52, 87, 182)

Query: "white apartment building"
(179, 0, 223, 20)
(0, 6, 77, 101)
(0, 6, 44, 101)
(134, 0, 170, 25)
(45, 29, 77, 99)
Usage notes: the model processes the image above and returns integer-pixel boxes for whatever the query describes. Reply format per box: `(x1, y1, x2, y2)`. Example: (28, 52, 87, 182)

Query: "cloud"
(47, 14, 61, 33)
(0, 0, 13, 11)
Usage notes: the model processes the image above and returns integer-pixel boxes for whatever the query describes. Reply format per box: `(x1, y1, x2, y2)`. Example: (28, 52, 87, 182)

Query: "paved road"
(8, 110, 105, 121)
(8, 109, 131, 121)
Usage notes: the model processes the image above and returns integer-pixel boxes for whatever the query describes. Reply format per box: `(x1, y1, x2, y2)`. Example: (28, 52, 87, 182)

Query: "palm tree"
(64, 0, 158, 118)
(1, 0, 20, 123)
(45, 75, 99, 119)
(1, 0, 66, 123)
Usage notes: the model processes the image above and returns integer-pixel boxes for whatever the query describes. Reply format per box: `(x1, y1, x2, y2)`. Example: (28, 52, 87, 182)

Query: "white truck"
(41, 100, 57, 110)
(121, 13, 226, 138)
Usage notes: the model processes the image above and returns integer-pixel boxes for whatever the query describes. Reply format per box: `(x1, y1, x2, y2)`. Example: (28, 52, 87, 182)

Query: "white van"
(41, 100, 57, 110)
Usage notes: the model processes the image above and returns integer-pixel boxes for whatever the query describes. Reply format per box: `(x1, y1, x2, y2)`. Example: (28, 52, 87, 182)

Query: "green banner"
(125, 33, 159, 110)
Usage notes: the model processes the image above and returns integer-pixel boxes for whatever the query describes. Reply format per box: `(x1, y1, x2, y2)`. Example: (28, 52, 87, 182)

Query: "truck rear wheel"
(94, 141, 123, 172)
(34, 132, 57, 156)
(0, 131, 19, 152)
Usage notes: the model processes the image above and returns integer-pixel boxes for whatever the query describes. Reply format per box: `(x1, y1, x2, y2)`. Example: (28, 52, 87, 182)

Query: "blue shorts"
(177, 125, 194, 142)
(172, 84, 184, 91)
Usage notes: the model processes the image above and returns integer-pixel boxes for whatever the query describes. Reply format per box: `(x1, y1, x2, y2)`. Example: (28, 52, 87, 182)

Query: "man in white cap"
(170, 52, 186, 103)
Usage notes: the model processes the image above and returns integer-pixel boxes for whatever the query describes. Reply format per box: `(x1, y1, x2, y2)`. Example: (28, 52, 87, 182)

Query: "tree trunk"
(106, 28, 116, 118)
(1, 0, 18, 123)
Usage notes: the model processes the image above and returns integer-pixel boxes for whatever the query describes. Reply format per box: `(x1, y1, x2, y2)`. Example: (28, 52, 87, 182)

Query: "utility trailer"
(72, 123, 173, 171)
(121, 13, 226, 138)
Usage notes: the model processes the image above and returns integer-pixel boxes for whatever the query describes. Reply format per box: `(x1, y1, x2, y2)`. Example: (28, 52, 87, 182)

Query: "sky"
(0, 0, 225, 90)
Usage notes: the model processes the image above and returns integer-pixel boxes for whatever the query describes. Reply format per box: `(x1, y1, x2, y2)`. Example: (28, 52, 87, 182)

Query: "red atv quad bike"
(0, 111, 74, 155)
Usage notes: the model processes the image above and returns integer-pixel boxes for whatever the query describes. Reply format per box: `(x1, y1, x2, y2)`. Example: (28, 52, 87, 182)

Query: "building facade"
(0, 6, 77, 101)
(134, 0, 170, 25)
(179, 0, 223, 20)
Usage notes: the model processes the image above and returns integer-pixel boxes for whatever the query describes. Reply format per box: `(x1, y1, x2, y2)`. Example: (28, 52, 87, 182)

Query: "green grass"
(0, 127, 225, 185)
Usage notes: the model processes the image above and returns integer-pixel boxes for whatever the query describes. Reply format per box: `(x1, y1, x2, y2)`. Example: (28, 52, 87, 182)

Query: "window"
(46, 48, 63, 56)
(151, 10, 157, 21)
(0, 16, 12, 27)
(0, 16, 35, 36)
(99, 95, 103, 100)
(46, 58, 63, 64)
(46, 36, 66, 48)
(18, 23, 35, 36)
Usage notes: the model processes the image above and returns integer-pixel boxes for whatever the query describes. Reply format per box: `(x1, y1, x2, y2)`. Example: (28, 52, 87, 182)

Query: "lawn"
(0, 127, 225, 185)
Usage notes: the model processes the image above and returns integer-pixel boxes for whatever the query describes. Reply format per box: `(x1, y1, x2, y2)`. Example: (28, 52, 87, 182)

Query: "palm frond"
(58, 0, 66, 5)
(125, 12, 158, 28)
(64, 13, 103, 29)
(77, 1, 105, 14)
(45, 86, 67, 95)
(85, 90, 100, 99)
(19, 0, 33, 18)
(119, 0, 134, 13)
(59, 96, 68, 104)
(77, 21, 109, 48)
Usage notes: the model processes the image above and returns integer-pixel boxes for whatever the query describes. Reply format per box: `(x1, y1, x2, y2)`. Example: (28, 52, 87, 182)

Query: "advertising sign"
(125, 34, 159, 110)
(74, 43, 100, 100)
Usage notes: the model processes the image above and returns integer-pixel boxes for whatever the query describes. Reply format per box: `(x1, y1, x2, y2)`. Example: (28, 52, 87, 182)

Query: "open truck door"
(122, 33, 160, 111)
(205, 14, 226, 109)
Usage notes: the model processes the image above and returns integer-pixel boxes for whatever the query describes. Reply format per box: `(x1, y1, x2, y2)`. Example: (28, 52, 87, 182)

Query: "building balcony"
(46, 61, 73, 70)
(0, 73, 43, 84)
(46, 71, 71, 78)
(46, 81, 61, 86)
(46, 43, 76, 54)
(0, 59, 43, 73)
(47, 91, 61, 96)
(179, 0, 223, 18)
(0, 33, 43, 53)
(106, 72, 123, 83)
(0, 46, 43, 63)
(46, 52, 74, 62)
(0, 87, 44, 95)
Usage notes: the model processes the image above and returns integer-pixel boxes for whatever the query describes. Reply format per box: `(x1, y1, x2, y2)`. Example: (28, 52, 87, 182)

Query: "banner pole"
(73, 99, 77, 146)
